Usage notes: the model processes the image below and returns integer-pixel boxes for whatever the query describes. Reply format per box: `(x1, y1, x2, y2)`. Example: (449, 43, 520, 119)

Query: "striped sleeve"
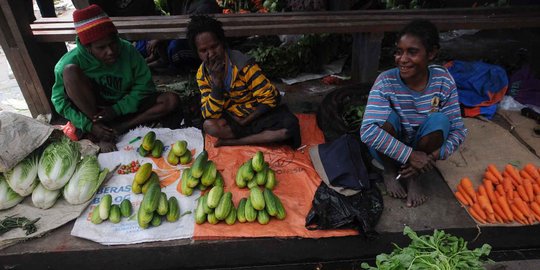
(196, 66, 224, 119)
(438, 73, 468, 159)
(243, 63, 279, 109)
(360, 74, 413, 164)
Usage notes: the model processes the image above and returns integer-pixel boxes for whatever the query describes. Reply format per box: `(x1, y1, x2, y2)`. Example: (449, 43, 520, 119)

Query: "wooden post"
(0, 0, 66, 117)
(351, 32, 384, 84)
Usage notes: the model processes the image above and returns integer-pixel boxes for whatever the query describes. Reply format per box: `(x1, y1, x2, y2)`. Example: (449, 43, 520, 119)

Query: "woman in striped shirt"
(187, 15, 300, 148)
(360, 20, 467, 207)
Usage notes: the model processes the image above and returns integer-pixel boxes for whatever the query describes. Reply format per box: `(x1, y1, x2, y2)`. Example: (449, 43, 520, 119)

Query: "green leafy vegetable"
(38, 137, 80, 190)
(31, 183, 61, 209)
(0, 175, 24, 210)
(4, 152, 39, 196)
(0, 215, 40, 235)
(63, 155, 105, 205)
(361, 226, 492, 270)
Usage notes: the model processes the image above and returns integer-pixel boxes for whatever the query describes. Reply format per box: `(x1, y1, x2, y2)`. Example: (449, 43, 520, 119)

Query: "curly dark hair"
(397, 19, 440, 53)
(187, 15, 226, 51)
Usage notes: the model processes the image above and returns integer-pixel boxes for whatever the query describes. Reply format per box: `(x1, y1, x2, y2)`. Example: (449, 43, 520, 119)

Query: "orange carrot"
(460, 178, 477, 202)
(478, 195, 495, 222)
(487, 164, 504, 182)
(533, 184, 540, 196)
(484, 171, 500, 185)
(516, 185, 530, 202)
(524, 163, 540, 179)
(514, 197, 532, 218)
(497, 194, 514, 221)
(523, 178, 534, 202)
(457, 184, 474, 205)
(496, 184, 506, 197)
(520, 170, 533, 181)
(484, 180, 497, 204)
(469, 207, 487, 224)
(530, 202, 540, 217)
(455, 191, 470, 206)
(503, 176, 514, 191)
(492, 203, 508, 222)
(506, 164, 522, 185)
(472, 203, 487, 220)
(493, 213, 504, 223)
(478, 185, 488, 198)
(510, 203, 526, 221)
(536, 195, 540, 204)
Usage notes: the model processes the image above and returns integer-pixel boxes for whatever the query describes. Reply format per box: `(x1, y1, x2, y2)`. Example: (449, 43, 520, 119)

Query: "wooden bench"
(30, 6, 540, 42)
(2, 1, 540, 117)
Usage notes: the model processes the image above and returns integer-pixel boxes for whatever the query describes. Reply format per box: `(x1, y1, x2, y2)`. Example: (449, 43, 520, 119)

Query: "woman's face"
(88, 34, 120, 65)
(194, 32, 225, 64)
(394, 34, 435, 84)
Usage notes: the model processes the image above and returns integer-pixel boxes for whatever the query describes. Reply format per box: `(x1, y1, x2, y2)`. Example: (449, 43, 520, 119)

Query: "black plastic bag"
(305, 182, 383, 239)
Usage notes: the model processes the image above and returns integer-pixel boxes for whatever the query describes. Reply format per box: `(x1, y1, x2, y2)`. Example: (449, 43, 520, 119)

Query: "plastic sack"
(305, 183, 383, 238)
(0, 112, 54, 172)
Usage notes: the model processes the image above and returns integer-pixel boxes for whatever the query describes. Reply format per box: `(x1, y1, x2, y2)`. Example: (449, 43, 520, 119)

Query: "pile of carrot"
(454, 163, 540, 225)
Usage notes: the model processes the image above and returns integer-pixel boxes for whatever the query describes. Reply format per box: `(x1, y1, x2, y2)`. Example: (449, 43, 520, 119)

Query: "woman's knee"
(62, 64, 83, 97)
(62, 64, 82, 79)
(157, 92, 180, 112)
(426, 112, 449, 126)
(203, 119, 225, 136)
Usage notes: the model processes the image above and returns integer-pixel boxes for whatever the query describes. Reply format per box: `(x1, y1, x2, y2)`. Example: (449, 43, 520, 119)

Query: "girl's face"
(394, 34, 436, 86)
(194, 32, 225, 64)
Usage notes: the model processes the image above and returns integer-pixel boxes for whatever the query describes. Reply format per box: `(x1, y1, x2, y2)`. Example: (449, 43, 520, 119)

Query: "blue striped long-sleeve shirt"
(360, 65, 467, 164)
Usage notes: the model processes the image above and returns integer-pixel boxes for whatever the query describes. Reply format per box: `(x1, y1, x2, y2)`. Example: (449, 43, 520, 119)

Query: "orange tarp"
(193, 114, 358, 240)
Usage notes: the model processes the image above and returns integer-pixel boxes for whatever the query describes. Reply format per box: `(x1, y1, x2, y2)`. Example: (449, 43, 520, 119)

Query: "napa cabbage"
(38, 137, 80, 190)
(4, 152, 39, 196)
(32, 182, 61, 209)
(0, 175, 25, 210)
(63, 155, 108, 205)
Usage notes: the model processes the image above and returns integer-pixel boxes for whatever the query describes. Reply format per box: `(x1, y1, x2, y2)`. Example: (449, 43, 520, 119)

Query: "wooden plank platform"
(2, 165, 540, 269)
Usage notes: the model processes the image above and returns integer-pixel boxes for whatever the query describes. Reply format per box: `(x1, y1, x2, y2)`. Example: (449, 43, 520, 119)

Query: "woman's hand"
(206, 53, 225, 90)
(90, 122, 116, 142)
(399, 150, 436, 178)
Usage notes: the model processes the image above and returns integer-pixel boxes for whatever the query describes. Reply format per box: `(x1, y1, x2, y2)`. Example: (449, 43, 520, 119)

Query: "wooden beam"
(0, 0, 61, 117)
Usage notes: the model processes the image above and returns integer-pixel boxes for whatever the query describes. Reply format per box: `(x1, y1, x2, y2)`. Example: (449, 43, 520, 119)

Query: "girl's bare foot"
(383, 173, 407, 198)
(406, 176, 427, 207)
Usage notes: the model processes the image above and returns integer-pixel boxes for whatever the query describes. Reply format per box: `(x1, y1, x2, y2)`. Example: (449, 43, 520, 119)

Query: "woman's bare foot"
(97, 140, 117, 153)
(406, 176, 427, 207)
(383, 173, 407, 198)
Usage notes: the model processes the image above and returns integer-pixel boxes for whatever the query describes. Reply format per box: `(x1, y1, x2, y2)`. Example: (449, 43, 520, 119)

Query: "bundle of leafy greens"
(361, 226, 492, 270)
(247, 34, 349, 79)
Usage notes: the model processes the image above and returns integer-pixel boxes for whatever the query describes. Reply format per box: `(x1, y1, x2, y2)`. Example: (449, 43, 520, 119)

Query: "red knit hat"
(73, 4, 118, 45)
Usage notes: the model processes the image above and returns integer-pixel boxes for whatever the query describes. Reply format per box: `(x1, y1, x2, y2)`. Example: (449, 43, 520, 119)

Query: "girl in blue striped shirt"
(360, 20, 467, 207)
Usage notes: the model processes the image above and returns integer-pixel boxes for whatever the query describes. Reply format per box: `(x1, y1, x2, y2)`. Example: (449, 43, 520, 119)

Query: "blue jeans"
(369, 110, 450, 164)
